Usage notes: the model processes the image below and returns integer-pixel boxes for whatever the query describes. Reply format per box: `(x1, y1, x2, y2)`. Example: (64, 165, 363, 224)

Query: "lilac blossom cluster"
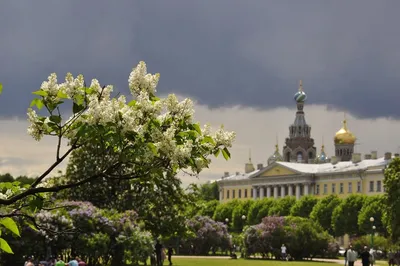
(185, 216, 231, 255)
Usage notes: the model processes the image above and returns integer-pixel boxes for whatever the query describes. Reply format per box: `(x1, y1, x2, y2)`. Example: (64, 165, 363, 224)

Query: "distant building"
(217, 81, 396, 247)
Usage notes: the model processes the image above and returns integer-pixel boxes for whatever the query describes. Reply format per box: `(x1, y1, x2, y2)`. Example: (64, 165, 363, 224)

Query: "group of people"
(345, 245, 375, 266)
(152, 240, 173, 266)
(24, 256, 86, 266)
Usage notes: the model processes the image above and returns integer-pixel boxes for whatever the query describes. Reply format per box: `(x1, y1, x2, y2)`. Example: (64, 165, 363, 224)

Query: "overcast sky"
(1, 1, 399, 184)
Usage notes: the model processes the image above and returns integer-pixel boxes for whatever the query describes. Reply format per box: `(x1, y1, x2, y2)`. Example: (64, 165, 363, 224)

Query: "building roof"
(218, 157, 389, 182)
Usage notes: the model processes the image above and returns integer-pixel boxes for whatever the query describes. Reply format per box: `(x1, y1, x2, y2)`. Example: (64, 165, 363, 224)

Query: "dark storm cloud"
(0, 1, 399, 118)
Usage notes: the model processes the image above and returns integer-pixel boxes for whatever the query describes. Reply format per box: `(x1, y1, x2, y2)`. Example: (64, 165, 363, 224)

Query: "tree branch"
(30, 145, 77, 188)
(0, 162, 137, 206)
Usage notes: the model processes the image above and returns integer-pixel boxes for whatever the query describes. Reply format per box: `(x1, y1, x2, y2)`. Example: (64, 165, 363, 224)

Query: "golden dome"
(334, 119, 356, 145)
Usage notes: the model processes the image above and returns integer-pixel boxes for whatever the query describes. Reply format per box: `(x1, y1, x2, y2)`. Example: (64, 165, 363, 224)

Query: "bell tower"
(282, 80, 316, 163)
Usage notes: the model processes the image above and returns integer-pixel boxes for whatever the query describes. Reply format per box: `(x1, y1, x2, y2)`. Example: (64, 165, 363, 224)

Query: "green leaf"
(73, 102, 85, 114)
(213, 149, 220, 157)
(0, 238, 13, 254)
(49, 115, 62, 124)
(0, 218, 20, 237)
(221, 147, 231, 160)
(57, 90, 68, 99)
(30, 98, 44, 110)
(29, 196, 44, 212)
(32, 90, 48, 97)
(147, 143, 158, 156)
(24, 221, 38, 232)
(192, 123, 201, 134)
(0, 83, 3, 95)
(201, 136, 215, 145)
(128, 100, 137, 107)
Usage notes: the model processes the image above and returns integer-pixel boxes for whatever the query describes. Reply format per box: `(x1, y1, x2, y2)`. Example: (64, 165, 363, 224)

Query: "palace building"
(217, 81, 395, 203)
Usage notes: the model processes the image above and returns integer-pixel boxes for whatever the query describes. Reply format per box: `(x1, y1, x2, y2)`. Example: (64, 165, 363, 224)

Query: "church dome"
(334, 119, 356, 145)
(294, 80, 307, 102)
(315, 145, 327, 163)
(268, 144, 283, 165)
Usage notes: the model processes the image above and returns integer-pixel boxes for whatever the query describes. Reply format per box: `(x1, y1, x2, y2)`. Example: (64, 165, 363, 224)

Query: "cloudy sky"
(1, 1, 400, 185)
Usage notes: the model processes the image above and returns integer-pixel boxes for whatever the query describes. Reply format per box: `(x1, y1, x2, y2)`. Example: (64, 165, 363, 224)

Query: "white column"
(274, 186, 279, 199)
(304, 183, 309, 196)
(296, 184, 301, 200)
(260, 186, 265, 199)
(288, 185, 293, 197)
(266, 186, 272, 198)
(281, 185, 286, 198)
(219, 189, 223, 201)
(253, 187, 257, 200)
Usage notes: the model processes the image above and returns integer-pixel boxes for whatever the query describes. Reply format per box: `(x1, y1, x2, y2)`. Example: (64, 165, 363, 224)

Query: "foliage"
(183, 216, 231, 255)
(268, 197, 296, 216)
(310, 195, 342, 235)
(1, 201, 153, 265)
(197, 181, 220, 201)
(243, 216, 286, 258)
(243, 216, 333, 260)
(213, 200, 240, 224)
(246, 198, 274, 225)
(197, 200, 220, 218)
(352, 235, 391, 253)
(383, 157, 400, 242)
(290, 196, 319, 218)
(358, 195, 386, 236)
(232, 200, 254, 232)
(331, 194, 366, 237)
(285, 216, 336, 260)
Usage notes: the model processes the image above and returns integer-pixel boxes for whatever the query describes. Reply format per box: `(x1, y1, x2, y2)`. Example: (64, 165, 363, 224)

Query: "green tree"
(232, 200, 254, 232)
(310, 195, 342, 235)
(213, 200, 240, 225)
(198, 181, 219, 201)
(197, 200, 220, 218)
(358, 195, 386, 236)
(268, 196, 296, 216)
(383, 157, 400, 242)
(290, 195, 319, 218)
(331, 194, 366, 237)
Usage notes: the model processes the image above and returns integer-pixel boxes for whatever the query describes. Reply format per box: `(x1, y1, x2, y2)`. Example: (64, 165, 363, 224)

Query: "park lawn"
(167, 258, 338, 266)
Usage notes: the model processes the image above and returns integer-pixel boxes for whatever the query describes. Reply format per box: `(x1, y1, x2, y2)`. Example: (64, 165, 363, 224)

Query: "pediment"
(251, 163, 300, 178)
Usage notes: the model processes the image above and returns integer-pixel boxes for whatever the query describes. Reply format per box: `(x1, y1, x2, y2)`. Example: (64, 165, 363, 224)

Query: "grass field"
(167, 258, 336, 266)
(164, 257, 388, 266)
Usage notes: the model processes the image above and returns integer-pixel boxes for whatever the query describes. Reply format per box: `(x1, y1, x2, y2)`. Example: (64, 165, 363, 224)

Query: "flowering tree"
(183, 215, 231, 255)
(0, 62, 235, 252)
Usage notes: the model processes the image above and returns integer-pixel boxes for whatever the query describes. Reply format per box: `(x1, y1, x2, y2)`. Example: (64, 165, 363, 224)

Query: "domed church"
(218, 80, 395, 203)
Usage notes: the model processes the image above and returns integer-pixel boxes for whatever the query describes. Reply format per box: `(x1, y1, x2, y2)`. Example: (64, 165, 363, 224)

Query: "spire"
(298, 80, 303, 92)
(248, 149, 252, 163)
(321, 136, 325, 152)
(245, 148, 255, 173)
(275, 135, 279, 152)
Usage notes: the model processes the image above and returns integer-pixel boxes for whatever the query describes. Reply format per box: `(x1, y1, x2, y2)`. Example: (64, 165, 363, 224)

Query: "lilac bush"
(21, 201, 153, 266)
(184, 215, 231, 255)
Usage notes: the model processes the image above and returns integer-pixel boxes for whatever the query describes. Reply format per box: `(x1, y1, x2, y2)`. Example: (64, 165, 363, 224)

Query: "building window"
(316, 184, 320, 195)
(377, 181, 382, 192)
(244, 189, 248, 198)
(369, 181, 374, 192)
(340, 183, 344, 194)
(251, 188, 253, 198)
(357, 181, 361, 193)
(323, 184, 327, 194)
(348, 182, 352, 193)
(238, 189, 242, 198)
(332, 184, 336, 193)
(227, 190, 230, 199)
(232, 190, 236, 199)
(297, 152, 303, 163)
